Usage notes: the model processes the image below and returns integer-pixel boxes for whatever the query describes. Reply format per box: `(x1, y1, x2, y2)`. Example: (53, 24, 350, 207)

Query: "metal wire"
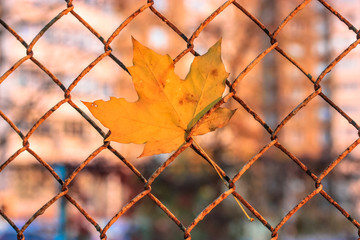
(1, 0, 360, 239)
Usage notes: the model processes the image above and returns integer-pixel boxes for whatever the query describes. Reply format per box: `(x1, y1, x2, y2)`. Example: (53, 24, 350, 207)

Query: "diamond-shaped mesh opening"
(0, 62, 64, 130)
(276, 96, 325, 159)
(149, 148, 226, 225)
(0, 1, 65, 43)
(280, 193, 359, 238)
(234, 145, 315, 223)
(67, 1, 123, 40)
(31, 15, 106, 85)
(67, 154, 146, 219)
(25, 103, 105, 164)
(274, 1, 325, 66)
(0, 152, 60, 221)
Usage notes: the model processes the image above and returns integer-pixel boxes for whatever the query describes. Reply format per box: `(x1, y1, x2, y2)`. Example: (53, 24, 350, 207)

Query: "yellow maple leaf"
(83, 38, 235, 157)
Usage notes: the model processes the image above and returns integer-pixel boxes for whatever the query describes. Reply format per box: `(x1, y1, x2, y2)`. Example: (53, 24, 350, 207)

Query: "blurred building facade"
(0, 0, 359, 239)
(0, 0, 134, 236)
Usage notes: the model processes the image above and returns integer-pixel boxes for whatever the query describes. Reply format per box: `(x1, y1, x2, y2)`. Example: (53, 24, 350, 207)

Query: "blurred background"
(0, 0, 360, 239)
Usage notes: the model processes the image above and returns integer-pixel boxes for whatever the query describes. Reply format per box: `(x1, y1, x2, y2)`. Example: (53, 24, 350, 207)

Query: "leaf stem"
(191, 138, 254, 222)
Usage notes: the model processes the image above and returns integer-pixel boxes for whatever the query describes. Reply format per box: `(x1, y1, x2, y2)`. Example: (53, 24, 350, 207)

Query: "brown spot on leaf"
(185, 93, 196, 103)
(211, 69, 218, 77)
(178, 93, 196, 105)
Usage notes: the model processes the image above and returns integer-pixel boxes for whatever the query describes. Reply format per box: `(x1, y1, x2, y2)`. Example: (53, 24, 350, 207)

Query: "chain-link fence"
(1, 0, 360, 239)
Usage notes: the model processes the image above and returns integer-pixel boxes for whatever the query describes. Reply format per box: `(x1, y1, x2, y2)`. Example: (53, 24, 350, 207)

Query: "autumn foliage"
(84, 38, 234, 157)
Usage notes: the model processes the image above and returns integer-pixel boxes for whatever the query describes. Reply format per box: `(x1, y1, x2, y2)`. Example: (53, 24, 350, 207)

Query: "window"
(64, 120, 84, 137)
(36, 121, 51, 135)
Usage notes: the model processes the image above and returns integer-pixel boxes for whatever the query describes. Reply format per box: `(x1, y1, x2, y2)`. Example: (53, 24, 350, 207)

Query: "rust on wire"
(318, 0, 359, 33)
(26, 5, 74, 54)
(186, 188, 235, 235)
(231, 42, 278, 89)
(106, 2, 154, 49)
(0, 0, 360, 239)
(317, 138, 360, 183)
(188, 0, 235, 45)
(316, 38, 360, 86)
(271, 88, 322, 139)
(0, 55, 32, 84)
(273, 185, 323, 236)
(271, 0, 312, 40)
(66, 50, 112, 94)
(101, 188, 152, 238)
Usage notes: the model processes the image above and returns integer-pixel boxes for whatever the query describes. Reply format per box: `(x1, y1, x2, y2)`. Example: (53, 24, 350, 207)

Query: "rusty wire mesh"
(1, 0, 360, 239)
